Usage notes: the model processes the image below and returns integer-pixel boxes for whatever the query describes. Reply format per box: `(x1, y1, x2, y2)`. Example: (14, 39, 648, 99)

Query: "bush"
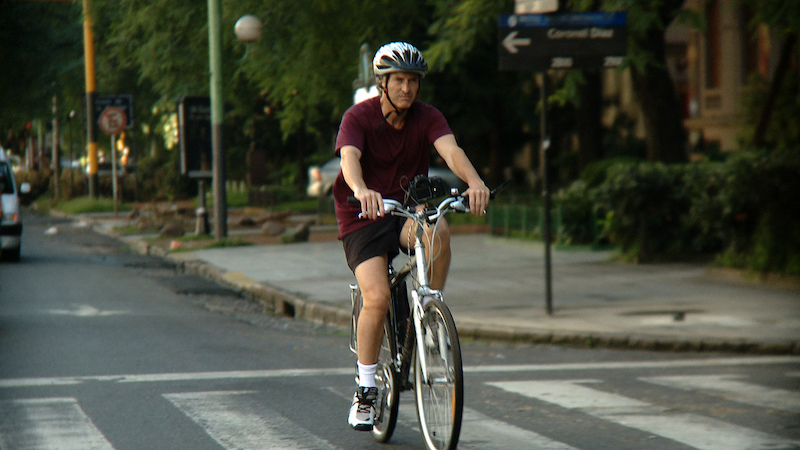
(716, 150, 800, 274)
(588, 151, 799, 273)
(557, 181, 598, 245)
(593, 162, 687, 261)
(678, 161, 727, 253)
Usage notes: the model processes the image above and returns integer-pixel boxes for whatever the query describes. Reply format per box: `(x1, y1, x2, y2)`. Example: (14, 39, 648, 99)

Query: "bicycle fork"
(412, 289, 452, 386)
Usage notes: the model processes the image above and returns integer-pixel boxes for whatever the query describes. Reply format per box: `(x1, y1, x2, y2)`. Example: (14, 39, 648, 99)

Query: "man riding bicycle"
(332, 41, 490, 431)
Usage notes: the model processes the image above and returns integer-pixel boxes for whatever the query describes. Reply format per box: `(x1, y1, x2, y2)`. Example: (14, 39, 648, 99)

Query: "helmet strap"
(379, 74, 409, 119)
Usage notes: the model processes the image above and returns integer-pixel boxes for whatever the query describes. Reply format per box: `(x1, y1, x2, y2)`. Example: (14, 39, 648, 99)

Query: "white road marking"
(464, 355, 800, 374)
(2, 356, 797, 389)
(164, 390, 338, 450)
(641, 374, 800, 413)
(455, 405, 578, 449)
(397, 402, 578, 449)
(0, 368, 352, 388)
(489, 379, 800, 450)
(0, 397, 114, 450)
(45, 304, 129, 317)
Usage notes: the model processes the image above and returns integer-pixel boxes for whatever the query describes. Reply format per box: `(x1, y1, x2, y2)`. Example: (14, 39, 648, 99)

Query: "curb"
(100, 222, 800, 356)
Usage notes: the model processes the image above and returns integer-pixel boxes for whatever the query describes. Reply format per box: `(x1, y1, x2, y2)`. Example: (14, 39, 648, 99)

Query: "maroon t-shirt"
(333, 96, 452, 238)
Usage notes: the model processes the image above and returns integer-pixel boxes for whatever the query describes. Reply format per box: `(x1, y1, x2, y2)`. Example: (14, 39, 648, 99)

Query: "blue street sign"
(498, 12, 628, 71)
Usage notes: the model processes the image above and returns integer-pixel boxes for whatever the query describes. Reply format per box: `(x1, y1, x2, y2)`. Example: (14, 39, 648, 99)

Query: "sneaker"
(348, 386, 378, 431)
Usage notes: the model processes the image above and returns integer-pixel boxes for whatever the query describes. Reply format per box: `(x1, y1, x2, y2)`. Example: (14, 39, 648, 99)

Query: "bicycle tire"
(371, 317, 400, 442)
(414, 298, 463, 450)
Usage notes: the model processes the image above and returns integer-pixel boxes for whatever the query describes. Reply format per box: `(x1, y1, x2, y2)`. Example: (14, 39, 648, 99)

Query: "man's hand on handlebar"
(353, 187, 385, 221)
(462, 184, 491, 217)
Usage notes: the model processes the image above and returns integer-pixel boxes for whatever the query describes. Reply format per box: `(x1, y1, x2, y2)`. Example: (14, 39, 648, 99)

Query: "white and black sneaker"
(348, 386, 378, 431)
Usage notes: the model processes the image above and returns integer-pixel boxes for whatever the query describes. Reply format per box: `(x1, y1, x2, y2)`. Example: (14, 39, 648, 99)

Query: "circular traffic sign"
(98, 106, 127, 135)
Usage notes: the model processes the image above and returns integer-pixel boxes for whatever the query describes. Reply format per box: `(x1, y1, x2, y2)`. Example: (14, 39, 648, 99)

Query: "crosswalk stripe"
(488, 380, 800, 450)
(397, 402, 577, 449)
(164, 390, 338, 450)
(2, 356, 797, 388)
(641, 375, 800, 413)
(0, 398, 114, 450)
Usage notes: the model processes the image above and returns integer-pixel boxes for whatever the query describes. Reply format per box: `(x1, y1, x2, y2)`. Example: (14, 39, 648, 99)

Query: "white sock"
(357, 362, 377, 388)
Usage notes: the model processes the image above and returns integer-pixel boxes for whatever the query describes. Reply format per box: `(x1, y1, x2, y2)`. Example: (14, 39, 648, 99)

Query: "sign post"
(498, 11, 627, 316)
(177, 96, 212, 235)
(96, 97, 131, 217)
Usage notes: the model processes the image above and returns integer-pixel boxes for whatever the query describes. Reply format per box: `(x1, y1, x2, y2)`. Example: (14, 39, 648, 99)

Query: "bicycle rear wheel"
(414, 299, 463, 450)
(371, 318, 400, 442)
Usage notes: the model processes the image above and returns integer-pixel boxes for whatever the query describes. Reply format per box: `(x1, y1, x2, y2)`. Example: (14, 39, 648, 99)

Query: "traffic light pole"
(83, 0, 98, 198)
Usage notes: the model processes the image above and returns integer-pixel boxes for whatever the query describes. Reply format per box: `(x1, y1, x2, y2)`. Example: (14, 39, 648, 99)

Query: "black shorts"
(342, 216, 406, 272)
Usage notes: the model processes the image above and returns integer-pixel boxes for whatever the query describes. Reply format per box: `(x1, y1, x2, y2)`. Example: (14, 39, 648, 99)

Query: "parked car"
(0, 148, 31, 261)
(307, 157, 467, 197)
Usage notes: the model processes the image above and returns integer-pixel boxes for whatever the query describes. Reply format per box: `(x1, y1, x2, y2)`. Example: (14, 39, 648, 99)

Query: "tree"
(604, 0, 689, 164)
(741, 0, 800, 149)
(0, 1, 83, 135)
(425, 0, 534, 185)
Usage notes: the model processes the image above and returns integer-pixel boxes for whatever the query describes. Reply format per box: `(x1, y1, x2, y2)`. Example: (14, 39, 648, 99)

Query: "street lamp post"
(207, 0, 227, 239)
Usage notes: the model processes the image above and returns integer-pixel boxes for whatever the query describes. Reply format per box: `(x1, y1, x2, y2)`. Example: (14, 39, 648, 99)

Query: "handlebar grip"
(461, 179, 510, 202)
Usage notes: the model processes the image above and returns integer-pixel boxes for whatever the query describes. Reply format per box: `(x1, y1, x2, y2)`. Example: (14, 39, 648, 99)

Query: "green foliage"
(740, 0, 800, 32)
(579, 152, 799, 273)
(679, 161, 727, 253)
(556, 181, 598, 245)
(137, 148, 193, 201)
(0, 2, 84, 129)
(738, 73, 800, 151)
(54, 196, 130, 215)
(593, 161, 687, 260)
(715, 150, 800, 274)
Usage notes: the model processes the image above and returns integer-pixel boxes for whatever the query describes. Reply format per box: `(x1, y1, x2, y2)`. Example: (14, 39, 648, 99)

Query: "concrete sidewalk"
(108, 223, 800, 355)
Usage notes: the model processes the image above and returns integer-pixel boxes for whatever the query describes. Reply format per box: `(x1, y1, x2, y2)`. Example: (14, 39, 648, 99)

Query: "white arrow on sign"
(502, 31, 532, 54)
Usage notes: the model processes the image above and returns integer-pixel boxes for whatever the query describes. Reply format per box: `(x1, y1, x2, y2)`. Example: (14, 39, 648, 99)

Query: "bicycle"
(348, 176, 502, 450)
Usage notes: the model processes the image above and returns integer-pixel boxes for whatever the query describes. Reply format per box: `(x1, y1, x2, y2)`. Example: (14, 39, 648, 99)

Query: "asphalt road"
(1, 209, 798, 449)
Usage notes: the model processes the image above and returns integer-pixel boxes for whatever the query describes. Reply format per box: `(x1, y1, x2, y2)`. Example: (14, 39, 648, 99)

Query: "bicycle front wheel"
(414, 299, 463, 450)
(371, 318, 400, 442)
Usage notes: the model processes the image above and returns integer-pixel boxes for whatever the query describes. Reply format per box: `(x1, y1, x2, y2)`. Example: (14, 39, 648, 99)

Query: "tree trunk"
(751, 32, 797, 148)
(629, 1, 689, 164)
(576, 70, 604, 171)
(574, 0, 604, 172)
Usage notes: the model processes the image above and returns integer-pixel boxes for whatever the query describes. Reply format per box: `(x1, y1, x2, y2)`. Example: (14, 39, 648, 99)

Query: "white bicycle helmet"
(373, 42, 428, 79)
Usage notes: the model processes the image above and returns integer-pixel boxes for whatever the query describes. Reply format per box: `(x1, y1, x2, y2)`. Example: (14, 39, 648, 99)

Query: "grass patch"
(38, 195, 131, 215)
(202, 237, 254, 249)
(447, 212, 488, 226)
(275, 198, 319, 212)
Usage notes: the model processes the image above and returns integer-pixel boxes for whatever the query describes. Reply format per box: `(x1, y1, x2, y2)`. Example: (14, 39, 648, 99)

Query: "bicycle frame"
(348, 182, 502, 450)
(350, 197, 463, 382)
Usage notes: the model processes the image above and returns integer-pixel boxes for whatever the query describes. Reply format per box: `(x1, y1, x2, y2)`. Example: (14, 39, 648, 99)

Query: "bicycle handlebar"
(347, 179, 508, 223)
(348, 195, 469, 222)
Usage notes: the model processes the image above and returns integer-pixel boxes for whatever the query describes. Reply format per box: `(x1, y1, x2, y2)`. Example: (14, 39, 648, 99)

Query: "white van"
(0, 147, 31, 261)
